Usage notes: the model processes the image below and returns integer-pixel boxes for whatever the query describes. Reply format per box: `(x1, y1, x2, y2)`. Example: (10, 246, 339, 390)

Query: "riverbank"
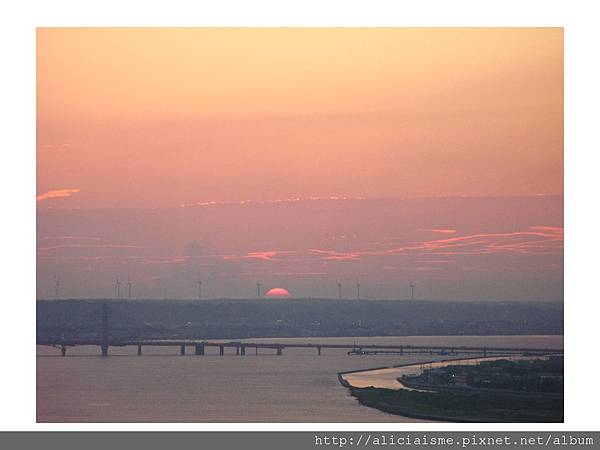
(339, 356, 564, 422)
(338, 355, 516, 390)
(349, 386, 563, 422)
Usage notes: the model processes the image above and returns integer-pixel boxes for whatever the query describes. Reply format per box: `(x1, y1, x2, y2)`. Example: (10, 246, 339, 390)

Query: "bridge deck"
(36, 339, 563, 354)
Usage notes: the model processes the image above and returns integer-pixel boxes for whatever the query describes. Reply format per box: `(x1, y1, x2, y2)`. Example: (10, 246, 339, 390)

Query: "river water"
(36, 335, 563, 422)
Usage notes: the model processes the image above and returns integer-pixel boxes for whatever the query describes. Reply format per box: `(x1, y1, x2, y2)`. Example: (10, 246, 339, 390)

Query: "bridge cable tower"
(54, 276, 60, 300)
(101, 303, 109, 357)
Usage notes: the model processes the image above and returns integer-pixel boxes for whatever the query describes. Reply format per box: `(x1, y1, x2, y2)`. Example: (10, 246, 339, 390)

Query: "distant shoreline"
(337, 355, 501, 387)
(337, 354, 556, 387)
(37, 299, 564, 340)
(338, 355, 564, 423)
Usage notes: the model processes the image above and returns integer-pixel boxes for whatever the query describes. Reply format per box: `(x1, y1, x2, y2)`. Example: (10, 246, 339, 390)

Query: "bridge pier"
(236, 345, 240, 356)
(101, 344, 108, 357)
(180, 345, 186, 356)
(317, 346, 321, 356)
(137, 344, 142, 356)
(195, 344, 205, 355)
(276, 346, 283, 356)
(219, 345, 224, 356)
(60, 345, 66, 357)
(483, 348, 487, 357)
(400, 346, 403, 355)
(255, 347, 258, 355)
(241, 345, 246, 356)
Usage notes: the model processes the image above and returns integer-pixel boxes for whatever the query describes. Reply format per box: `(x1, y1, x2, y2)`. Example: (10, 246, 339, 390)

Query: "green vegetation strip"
(350, 387, 563, 423)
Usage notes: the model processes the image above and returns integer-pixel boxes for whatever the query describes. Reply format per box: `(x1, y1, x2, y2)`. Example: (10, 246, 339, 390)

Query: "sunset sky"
(36, 28, 563, 300)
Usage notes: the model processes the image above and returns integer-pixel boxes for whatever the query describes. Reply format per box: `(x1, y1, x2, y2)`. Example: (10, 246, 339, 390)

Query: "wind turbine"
(197, 274, 202, 300)
(116, 278, 121, 300)
(410, 281, 415, 300)
(127, 277, 132, 300)
(256, 281, 262, 299)
(356, 280, 361, 300)
(337, 281, 342, 300)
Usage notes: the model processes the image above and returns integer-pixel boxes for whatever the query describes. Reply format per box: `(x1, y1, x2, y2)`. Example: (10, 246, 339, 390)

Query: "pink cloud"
(222, 251, 279, 261)
(142, 257, 188, 265)
(36, 188, 80, 202)
(37, 244, 142, 252)
(419, 228, 457, 234)
(39, 143, 72, 151)
(529, 225, 563, 235)
(247, 251, 279, 260)
(222, 250, 304, 261)
(41, 236, 101, 241)
(308, 248, 361, 261)
(305, 227, 564, 260)
(180, 196, 365, 208)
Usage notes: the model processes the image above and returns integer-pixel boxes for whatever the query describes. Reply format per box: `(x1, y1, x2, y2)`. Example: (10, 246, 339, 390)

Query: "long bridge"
(36, 338, 563, 358)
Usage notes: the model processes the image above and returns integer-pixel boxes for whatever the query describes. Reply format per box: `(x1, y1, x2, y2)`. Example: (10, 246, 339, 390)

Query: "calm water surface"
(37, 335, 563, 422)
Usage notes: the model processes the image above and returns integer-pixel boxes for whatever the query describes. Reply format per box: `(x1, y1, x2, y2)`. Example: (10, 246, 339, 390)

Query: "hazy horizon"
(37, 196, 563, 301)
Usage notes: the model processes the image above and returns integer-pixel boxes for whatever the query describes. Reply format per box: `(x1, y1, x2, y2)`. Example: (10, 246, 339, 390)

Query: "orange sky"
(36, 28, 563, 300)
(37, 28, 563, 208)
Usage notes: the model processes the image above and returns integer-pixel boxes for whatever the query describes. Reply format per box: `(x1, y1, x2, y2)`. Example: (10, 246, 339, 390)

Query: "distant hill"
(36, 299, 563, 340)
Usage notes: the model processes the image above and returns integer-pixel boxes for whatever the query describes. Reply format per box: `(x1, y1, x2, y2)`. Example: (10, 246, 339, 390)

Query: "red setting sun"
(265, 288, 291, 298)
